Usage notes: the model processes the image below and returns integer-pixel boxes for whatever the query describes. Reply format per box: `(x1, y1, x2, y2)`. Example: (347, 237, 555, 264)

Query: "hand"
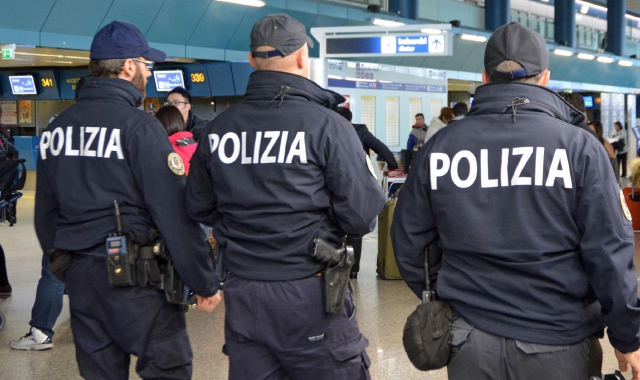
(615, 348, 640, 380)
(196, 293, 222, 313)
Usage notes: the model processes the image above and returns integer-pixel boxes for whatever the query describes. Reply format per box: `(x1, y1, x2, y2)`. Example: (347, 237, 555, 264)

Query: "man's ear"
(118, 59, 136, 81)
(538, 70, 551, 87)
(481, 70, 489, 84)
(248, 52, 257, 70)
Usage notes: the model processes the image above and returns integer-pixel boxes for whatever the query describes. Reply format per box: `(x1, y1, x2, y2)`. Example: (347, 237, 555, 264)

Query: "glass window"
(360, 96, 376, 134)
(385, 97, 400, 146)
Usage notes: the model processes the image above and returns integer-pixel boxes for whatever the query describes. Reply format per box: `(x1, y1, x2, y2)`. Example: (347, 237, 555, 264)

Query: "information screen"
(154, 70, 185, 92)
(8, 75, 38, 95)
(583, 95, 594, 108)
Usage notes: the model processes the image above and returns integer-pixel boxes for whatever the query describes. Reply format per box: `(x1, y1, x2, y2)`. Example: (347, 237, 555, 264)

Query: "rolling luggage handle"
(379, 162, 389, 202)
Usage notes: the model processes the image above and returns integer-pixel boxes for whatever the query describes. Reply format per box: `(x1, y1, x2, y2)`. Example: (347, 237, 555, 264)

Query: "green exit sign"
(2, 49, 14, 59)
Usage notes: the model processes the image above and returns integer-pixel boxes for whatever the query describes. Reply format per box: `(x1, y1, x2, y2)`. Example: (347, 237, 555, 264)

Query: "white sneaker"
(10, 327, 53, 350)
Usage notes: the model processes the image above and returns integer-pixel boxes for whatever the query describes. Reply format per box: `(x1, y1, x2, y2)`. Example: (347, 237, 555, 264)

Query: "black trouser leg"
(618, 152, 628, 177)
(346, 236, 363, 274)
(0, 244, 9, 286)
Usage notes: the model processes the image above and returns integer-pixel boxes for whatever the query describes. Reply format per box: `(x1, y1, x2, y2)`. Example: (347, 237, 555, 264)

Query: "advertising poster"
(18, 100, 33, 124)
(0, 100, 18, 125)
(145, 98, 161, 116)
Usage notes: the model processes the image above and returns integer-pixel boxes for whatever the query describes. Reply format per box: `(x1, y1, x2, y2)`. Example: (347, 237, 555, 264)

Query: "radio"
(105, 201, 136, 287)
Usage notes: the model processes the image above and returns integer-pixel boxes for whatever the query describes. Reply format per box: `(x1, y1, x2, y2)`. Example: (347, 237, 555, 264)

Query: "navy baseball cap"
(90, 21, 166, 62)
(484, 22, 548, 80)
(250, 14, 314, 58)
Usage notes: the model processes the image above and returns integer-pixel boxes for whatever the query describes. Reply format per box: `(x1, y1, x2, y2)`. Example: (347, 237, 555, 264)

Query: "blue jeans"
(29, 252, 66, 338)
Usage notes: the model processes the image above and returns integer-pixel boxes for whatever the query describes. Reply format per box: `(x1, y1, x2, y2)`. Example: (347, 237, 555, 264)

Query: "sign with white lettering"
(326, 34, 451, 57)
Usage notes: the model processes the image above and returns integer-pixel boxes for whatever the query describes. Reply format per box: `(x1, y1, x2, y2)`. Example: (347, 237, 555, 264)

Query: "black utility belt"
(105, 229, 184, 304)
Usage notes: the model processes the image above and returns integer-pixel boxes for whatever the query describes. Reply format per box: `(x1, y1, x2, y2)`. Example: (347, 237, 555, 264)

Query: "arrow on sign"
(432, 39, 441, 49)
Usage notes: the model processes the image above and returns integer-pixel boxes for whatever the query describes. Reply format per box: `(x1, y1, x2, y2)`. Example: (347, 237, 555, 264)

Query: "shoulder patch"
(620, 190, 632, 222)
(168, 152, 185, 176)
(365, 153, 378, 180)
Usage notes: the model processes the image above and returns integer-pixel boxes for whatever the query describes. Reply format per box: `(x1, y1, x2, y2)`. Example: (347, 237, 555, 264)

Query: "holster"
(128, 228, 185, 305)
(47, 249, 74, 283)
(311, 238, 355, 314)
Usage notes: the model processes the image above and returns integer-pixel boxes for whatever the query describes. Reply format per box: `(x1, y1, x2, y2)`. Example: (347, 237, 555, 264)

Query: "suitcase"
(377, 171, 403, 280)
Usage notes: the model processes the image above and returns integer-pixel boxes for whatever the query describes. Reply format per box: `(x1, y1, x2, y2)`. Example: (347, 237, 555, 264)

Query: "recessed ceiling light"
(460, 34, 486, 42)
(554, 49, 573, 57)
(577, 53, 594, 60)
(372, 18, 405, 27)
(215, 0, 265, 7)
(597, 56, 613, 63)
(619, 60, 633, 67)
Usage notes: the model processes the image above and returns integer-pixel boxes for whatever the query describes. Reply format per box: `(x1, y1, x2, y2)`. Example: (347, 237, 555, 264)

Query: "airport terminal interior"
(4, 0, 640, 378)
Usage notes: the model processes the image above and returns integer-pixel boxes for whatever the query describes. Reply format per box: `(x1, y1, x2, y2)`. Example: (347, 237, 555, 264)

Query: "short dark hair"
(452, 102, 469, 117)
(562, 93, 586, 115)
(89, 59, 126, 78)
(167, 87, 192, 104)
(415, 113, 424, 119)
(333, 107, 352, 122)
(156, 106, 186, 136)
(615, 121, 625, 130)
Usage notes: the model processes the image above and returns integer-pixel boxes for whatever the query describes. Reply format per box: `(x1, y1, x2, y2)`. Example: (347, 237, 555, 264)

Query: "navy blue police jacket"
(35, 78, 219, 297)
(391, 82, 640, 353)
(186, 70, 386, 281)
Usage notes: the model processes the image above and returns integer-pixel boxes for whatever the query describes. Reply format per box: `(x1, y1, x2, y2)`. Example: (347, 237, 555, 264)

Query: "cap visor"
(144, 47, 167, 63)
(306, 36, 315, 49)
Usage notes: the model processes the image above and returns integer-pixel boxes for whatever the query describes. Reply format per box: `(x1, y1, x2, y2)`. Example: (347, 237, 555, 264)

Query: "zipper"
(474, 96, 565, 122)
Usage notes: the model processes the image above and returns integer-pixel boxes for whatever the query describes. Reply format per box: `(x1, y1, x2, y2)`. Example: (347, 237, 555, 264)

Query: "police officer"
(392, 22, 640, 379)
(185, 13, 385, 380)
(35, 21, 221, 379)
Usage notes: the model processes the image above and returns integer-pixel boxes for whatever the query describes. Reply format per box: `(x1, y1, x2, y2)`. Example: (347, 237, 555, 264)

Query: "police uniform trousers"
(66, 254, 193, 380)
(448, 315, 590, 380)
(223, 273, 371, 380)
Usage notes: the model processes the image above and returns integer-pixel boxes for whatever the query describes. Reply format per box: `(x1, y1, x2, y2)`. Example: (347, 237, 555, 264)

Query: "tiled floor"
(0, 192, 635, 379)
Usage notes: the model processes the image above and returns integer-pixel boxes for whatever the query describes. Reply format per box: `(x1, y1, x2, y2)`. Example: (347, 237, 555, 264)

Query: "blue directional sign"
(326, 34, 449, 57)
(8, 75, 38, 95)
(153, 70, 185, 92)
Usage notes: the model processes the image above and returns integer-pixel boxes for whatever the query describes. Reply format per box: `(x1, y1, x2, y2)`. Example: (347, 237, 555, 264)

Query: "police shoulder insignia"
(620, 190, 632, 222)
(365, 153, 378, 180)
(168, 153, 185, 176)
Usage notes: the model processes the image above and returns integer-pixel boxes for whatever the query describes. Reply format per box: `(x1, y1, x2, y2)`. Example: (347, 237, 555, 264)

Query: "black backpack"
(0, 158, 26, 199)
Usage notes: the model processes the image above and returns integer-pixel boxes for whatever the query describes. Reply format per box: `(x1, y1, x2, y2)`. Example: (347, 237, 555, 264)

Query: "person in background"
(407, 113, 428, 151)
(591, 121, 616, 159)
(165, 87, 209, 142)
(449, 102, 469, 124)
(562, 92, 597, 138)
(333, 106, 397, 279)
(8, 77, 89, 351)
(156, 105, 197, 175)
(424, 106, 454, 142)
(612, 121, 628, 177)
(404, 113, 428, 174)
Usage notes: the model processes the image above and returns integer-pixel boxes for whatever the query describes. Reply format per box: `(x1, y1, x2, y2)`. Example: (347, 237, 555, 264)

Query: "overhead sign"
(9, 75, 38, 95)
(153, 70, 185, 92)
(326, 34, 450, 57)
(2, 49, 14, 60)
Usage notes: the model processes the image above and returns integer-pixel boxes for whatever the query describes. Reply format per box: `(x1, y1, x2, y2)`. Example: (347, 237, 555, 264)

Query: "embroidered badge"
(620, 190, 632, 221)
(308, 333, 325, 342)
(366, 153, 378, 180)
(168, 153, 185, 176)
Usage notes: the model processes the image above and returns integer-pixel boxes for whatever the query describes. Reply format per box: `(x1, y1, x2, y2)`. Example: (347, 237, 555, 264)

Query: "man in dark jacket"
(35, 21, 221, 379)
(392, 22, 640, 379)
(186, 14, 385, 380)
(333, 105, 397, 278)
(166, 86, 209, 141)
(333, 106, 398, 171)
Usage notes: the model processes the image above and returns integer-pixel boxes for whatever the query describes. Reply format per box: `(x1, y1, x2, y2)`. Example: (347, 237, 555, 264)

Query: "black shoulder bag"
(402, 244, 452, 371)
